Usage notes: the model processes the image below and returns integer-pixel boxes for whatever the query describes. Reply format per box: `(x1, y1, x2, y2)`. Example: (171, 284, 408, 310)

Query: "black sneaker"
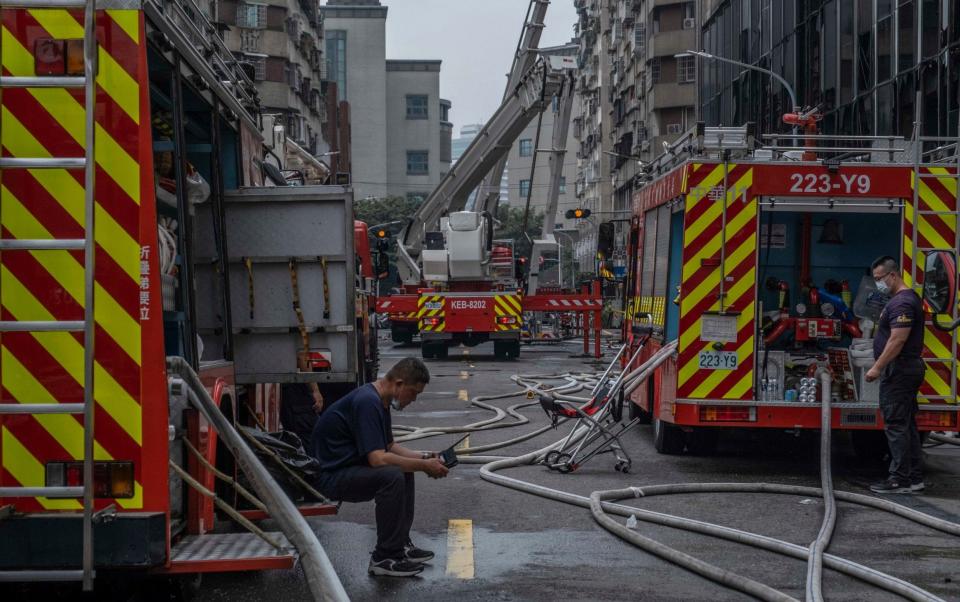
(368, 556, 424, 577)
(910, 480, 925, 493)
(403, 540, 435, 564)
(870, 478, 912, 494)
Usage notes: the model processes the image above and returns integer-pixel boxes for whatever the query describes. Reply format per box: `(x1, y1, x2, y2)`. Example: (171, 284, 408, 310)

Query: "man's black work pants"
(315, 465, 414, 560)
(879, 358, 925, 483)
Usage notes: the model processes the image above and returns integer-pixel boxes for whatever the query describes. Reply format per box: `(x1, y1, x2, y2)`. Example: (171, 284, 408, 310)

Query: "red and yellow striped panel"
(493, 293, 521, 331)
(0, 9, 166, 511)
(677, 163, 758, 400)
(417, 294, 445, 332)
(905, 168, 958, 405)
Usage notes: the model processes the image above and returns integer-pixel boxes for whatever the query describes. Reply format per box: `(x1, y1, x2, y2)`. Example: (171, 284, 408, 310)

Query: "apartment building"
(572, 0, 697, 277)
(506, 42, 582, 231)
(572, 0, 613, 274)
(220, 0, 328, 155)
(320, 0, 452, 202)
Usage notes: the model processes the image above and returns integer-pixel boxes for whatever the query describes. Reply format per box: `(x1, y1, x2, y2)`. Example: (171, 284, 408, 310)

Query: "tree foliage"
(354, 196, 420, 232)
(494, 205, 543, 259)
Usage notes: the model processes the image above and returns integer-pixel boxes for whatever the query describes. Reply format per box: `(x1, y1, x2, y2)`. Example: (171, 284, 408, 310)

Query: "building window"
(407, 192, 428, 204)
(559, 177, 566, 194)
(236, 2, 266, 29)
(678, 55, 696, 83)
(682, 1, 695, 29)
(519, 179, 531, 198)
(650, 57, 661, 85)
(634, 22, 646, 55)
(519, 139, 533, 157)
(326, 30, 347, 102)
(407, 151, 429, 175)
(244, 53, 266, 81)
(440, 102, 450, 122)
(240, 29, 261, 52)
(406, 95, 429, 119)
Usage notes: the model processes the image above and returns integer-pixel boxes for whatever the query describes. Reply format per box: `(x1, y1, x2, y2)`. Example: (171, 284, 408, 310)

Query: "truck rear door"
(194, 186, 357, 384)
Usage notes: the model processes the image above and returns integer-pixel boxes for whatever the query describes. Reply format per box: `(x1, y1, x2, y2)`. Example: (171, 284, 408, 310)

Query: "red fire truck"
(0, 0, 376, 591)
(623, 124, 959, 455)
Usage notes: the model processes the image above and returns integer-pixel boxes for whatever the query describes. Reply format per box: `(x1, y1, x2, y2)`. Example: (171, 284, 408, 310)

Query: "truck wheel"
(421, 343, 435, 359)
(628, 400, 653, 424)
(507, 341, 520, 360)
(653, 418, 685, 455)
(436, 343, 449, 359)
(686, 428, 719, 455)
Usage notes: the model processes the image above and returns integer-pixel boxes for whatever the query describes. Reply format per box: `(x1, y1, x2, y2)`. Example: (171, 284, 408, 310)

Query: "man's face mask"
(875, 272, 891, 293)
(390, 399, 402, 411)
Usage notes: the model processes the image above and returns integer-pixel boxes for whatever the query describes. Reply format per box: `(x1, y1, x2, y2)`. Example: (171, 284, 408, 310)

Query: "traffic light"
(376, 228, 388, 239)
(565, 208, 591, 220)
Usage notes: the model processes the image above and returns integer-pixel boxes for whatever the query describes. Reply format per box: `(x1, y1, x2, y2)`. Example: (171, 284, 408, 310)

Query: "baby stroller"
(539, 327, 652, 474)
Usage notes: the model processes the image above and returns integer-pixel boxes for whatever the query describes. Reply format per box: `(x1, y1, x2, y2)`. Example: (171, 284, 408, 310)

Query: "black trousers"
(315, 465, 415, 560)
(878, 358, 925, 483)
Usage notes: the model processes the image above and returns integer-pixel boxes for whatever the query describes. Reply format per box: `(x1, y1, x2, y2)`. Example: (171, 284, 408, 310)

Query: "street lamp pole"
(553, 229, 576, 291)
(679, 50, 799, 137)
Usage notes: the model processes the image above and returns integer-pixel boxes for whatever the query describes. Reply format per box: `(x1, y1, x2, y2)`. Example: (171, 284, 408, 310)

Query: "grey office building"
(699, 0, 959, 139)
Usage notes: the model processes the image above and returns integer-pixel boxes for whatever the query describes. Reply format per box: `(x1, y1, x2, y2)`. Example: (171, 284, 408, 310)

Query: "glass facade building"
(700, 0, 959, 139)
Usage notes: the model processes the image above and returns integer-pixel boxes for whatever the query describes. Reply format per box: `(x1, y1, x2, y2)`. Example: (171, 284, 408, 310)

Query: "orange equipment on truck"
(622, 124, 959, 455)
(0, 0, 376, 591)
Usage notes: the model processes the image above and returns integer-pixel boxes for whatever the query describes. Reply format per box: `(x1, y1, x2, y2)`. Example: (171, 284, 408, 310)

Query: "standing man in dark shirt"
(310, 357, 449, 577)
(866, 256, 926, 494)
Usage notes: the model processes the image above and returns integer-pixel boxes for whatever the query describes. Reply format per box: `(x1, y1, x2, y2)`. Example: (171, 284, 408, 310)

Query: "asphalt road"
(196, 335, 960, 602)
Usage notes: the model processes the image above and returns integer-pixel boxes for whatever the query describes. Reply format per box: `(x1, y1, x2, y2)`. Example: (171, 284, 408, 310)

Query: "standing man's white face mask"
(874, 271, 893, 294)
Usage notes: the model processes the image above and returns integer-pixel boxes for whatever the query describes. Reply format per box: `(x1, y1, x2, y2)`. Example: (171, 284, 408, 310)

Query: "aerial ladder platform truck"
(377, 0, 604, 360)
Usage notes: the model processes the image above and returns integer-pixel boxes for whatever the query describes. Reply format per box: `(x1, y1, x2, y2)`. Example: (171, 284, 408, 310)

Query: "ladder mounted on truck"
(0, 0, 99, 589)
(396, 53, 575, 284)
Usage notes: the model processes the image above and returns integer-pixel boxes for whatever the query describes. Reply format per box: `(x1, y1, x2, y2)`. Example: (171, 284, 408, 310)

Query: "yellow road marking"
(456, 435, 470, 451)
(458, 389, 469, 402)
(460, 371, 469, 380)
(445, 519, 475, 579)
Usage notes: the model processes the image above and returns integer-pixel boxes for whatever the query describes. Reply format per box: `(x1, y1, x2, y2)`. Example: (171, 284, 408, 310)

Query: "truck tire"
(653, 418, 685, 455)
(686, 428, 719, 455)
(628, 400, 653, 424)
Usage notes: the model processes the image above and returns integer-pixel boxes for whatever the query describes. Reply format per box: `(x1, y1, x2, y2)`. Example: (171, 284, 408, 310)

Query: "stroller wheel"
(555, 453, 573, 473)
(615, 461, 631, 474)
(544, 450, 561, 466)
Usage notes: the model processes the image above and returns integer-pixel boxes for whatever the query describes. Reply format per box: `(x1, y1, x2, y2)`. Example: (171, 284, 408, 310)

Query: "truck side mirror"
(923, 250, 957, 315)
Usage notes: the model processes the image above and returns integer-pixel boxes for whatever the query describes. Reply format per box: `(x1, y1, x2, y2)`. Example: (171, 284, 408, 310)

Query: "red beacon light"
(782, 109, 823, 161)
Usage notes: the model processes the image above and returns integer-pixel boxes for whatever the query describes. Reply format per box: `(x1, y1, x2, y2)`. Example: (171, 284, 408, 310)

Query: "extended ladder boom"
(526, 73, 575, 295)
(397, 55, 573, 284)
(473, 0, 551, 217)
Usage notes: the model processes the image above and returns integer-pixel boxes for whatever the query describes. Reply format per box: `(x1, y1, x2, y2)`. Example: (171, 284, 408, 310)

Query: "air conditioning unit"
(683, 17, 696, 29)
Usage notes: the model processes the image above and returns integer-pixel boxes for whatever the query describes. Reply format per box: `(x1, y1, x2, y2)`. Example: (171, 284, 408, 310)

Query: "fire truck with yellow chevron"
(376, 2, 604, 360)
(623, 122, 959, 455)
(0, 0, 379, 592)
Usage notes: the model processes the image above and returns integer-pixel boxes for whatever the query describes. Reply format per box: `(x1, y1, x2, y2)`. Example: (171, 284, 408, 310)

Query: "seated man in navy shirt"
(310, 357, 448, 577)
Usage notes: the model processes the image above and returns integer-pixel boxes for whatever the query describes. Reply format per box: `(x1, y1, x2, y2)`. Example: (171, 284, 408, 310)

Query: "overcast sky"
(382, 0, 579, 135)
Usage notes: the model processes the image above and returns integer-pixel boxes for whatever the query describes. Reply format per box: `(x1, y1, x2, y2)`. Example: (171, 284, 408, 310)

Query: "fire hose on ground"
(403, 342, 959, 601)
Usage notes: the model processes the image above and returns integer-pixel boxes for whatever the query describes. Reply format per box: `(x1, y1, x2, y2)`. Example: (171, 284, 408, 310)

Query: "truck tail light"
(699, 405, 756, 422)
(423, 316, 443, 326)
(497, 316, 517, 325)
(34, 38, 85, 76)
(306, 351, 331, 371)
(916, 411, 956, 428)
(46, 461, 135, 498)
